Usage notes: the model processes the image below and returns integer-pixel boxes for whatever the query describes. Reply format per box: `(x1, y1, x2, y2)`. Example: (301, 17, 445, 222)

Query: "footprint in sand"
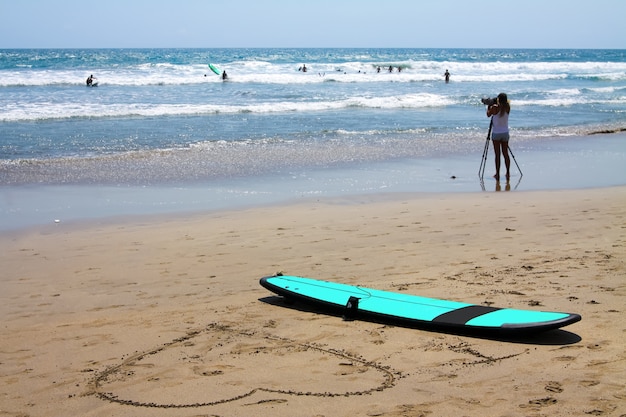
(545, 381, 563, 393)
(526, 396, 558, 407)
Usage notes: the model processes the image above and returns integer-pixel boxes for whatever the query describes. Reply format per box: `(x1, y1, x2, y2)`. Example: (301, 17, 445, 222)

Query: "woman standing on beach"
(486, 93, 511, 181)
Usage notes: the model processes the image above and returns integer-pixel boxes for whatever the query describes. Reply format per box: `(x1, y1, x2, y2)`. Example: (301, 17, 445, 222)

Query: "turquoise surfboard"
(259, 275, 581, 335)
(208, 63, 221, 75)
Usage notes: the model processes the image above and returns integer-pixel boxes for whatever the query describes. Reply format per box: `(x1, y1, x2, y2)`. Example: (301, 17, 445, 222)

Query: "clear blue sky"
(1, 0, 625, 49)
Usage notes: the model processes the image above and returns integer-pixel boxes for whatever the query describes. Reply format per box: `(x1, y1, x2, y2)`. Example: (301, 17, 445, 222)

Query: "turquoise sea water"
(1, 48, 625, 230)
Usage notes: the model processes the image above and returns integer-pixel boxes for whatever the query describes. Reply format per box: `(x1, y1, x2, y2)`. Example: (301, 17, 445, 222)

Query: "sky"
(1, 0, 625, 49)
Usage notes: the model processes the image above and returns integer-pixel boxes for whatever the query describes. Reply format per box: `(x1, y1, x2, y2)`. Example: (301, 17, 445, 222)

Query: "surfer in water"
(221, 71, 228, 81)
(86, 74, 94, 86)
(444, 69, 450, 83)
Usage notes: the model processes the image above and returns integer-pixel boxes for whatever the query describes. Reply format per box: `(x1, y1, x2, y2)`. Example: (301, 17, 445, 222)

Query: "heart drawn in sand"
(88, 323, 398, 408)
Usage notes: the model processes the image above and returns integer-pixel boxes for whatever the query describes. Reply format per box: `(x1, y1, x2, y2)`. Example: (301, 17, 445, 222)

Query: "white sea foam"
(0, 92, 458, 122)
(2, 59, 625, 87)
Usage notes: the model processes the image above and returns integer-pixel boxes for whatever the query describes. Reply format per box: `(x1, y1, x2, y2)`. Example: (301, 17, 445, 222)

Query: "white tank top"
(492, 111, 509, 134)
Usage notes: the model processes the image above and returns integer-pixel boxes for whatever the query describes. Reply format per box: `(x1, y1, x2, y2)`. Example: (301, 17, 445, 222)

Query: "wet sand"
(1, 187, 625, 416)
(2, 132, 626, 233)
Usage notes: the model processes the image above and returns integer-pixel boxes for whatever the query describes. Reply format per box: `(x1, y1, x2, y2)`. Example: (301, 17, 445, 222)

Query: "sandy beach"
(1, 186, 625, 417)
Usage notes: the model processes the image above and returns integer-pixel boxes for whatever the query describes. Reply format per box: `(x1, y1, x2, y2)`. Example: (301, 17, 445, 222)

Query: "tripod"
(478, 117, 523, 179)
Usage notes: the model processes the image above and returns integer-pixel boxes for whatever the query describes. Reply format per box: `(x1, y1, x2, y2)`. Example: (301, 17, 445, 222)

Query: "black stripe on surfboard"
(432, 305, 501, 325)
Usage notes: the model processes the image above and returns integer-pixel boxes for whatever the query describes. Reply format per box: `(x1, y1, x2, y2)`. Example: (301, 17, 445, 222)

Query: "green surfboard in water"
(208, 63, 220, 75)
(260, 275, 581, 335)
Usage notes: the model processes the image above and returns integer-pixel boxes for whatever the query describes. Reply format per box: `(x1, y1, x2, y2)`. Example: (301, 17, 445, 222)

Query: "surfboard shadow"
(258, 295, 582, 346)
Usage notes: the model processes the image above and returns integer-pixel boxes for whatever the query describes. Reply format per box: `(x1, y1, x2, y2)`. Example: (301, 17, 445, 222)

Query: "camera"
(481, 97, 498, 106)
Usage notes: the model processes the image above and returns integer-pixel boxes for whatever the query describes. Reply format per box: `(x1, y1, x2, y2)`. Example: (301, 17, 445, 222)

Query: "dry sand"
(1, 187, 625, 417)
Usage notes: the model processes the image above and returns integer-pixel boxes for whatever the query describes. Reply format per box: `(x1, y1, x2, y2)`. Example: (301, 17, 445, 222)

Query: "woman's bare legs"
(501, 141, 511, 180)
(492, 140, 502, 180)
(492, 140, 511, 180)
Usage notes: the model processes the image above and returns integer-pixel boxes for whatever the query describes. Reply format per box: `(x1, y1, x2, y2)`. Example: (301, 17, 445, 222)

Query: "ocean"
(1, 48, 625, 230)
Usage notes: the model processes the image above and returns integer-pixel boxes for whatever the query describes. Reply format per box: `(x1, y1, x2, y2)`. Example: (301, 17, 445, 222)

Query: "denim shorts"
(492, 132, 510, 142)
